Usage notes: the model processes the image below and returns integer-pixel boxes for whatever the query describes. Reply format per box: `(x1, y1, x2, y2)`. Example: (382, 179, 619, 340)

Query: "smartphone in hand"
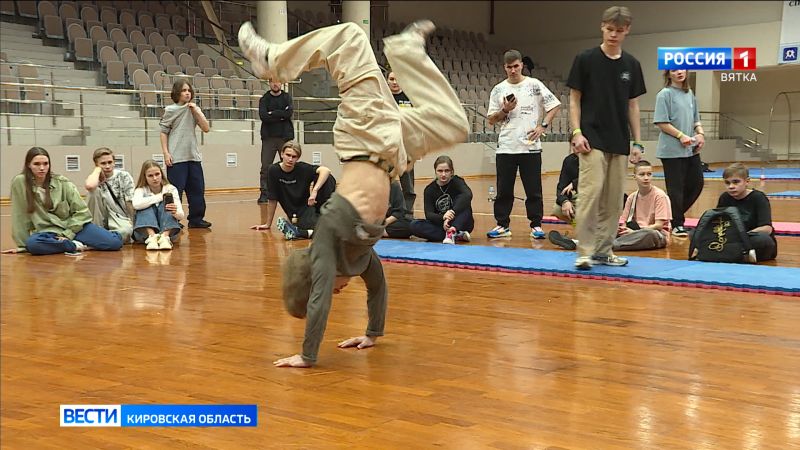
(163, 192, 173, 204)
(505, 93, 515, 102)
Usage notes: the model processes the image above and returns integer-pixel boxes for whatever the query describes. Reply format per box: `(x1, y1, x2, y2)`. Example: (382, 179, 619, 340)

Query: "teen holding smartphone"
(486, 49, 561, 239)
(132, 159, 185, 250)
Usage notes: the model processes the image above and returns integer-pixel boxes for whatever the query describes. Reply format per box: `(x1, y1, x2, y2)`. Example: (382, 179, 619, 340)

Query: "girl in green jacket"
(4, 147, 123, 255)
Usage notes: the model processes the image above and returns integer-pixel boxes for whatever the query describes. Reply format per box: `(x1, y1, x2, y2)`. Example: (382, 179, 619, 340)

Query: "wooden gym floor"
(2, 168, 799, 449)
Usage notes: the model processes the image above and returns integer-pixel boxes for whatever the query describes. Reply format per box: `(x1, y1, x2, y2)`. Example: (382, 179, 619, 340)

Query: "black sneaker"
(548, 230, 576, 250)
(188, 220, 212, 228)
(671, 226, 689, 238)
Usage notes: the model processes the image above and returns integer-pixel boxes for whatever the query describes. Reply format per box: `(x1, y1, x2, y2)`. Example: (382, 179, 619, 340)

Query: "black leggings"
(293, 175, 337, 231)
(661, 154, 704, 228)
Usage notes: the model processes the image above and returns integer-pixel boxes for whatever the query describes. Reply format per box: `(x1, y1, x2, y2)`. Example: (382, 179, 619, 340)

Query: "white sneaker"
(455, 231, 471, 242)
(574, 256, 593, 270)
(238, 22, 272, 79)
(71, 240, 87, 252)
(442, 227, 456, 244)
(746, 249, 757, 263)
(401, 20, 436, 44)
(159, 235, 173, 250)
(145, 235, 160, 250)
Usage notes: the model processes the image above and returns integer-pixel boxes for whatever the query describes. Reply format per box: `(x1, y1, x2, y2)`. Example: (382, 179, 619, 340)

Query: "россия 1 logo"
(658, 47, 757, 82)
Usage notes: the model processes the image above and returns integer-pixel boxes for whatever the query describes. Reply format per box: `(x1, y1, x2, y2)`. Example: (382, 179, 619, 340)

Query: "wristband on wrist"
(571, 128, 582, 137)
(633, 142, 645, 153)
(676, 131, 684, 139)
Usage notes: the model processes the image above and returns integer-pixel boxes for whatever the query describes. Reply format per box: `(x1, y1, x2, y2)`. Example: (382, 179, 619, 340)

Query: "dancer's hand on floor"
(273, 354, 312, 368)
(250, 224, 270, 231)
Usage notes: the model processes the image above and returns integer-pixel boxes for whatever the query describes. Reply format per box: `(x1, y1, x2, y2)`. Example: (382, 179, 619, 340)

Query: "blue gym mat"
(652, 167, 800, 180)
(767, 191, 800, 198)
(374, 240, 800, 295)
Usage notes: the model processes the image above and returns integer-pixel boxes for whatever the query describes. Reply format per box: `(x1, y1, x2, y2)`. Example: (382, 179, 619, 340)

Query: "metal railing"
(767, 90, 800, 160)
(3, 75, 764, 152)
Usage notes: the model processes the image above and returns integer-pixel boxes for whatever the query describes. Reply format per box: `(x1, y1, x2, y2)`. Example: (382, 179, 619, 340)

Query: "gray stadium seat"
(125, 61, 144, 86)
(1, 1, 16, 16)
(43, 15, 64, 40)
(15, 1, 38, 19)
(165, 33, 182, 50)
(119, 47, 137, 67)
(215, 87, 233, 118)
(98, 48, 119, 78)
(131, 68, 150, 90)
(106, 59, 125, 86)
(178, 53, 194, 71)
(74, 37, 94, 63)
(234, 88, 250, 119)
(159, 51, 176, 68)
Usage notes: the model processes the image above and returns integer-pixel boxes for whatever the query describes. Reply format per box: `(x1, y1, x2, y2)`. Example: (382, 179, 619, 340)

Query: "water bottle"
(488, 186, 495, 202)
(291, 214, 298, 225)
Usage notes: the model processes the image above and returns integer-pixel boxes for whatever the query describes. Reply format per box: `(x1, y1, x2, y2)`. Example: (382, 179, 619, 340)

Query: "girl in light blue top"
(653, 69, 706, 237)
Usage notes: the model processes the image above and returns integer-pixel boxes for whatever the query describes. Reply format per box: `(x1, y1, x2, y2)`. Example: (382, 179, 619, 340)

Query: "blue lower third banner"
(60, 404, 258, 427)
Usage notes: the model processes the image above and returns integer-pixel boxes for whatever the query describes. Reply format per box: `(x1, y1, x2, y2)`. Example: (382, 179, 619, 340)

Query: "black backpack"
(689, 207, 752, 263)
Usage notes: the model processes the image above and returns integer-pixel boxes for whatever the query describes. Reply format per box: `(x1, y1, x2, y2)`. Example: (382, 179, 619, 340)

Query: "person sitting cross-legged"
(383, 180, 413, 239)
(410, 155, 474, 244)
(613, 160, 671, 251)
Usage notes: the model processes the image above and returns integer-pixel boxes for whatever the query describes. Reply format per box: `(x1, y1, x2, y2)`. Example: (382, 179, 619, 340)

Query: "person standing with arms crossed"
(567, 5, 645, 270)
(258, 79, 294, 204)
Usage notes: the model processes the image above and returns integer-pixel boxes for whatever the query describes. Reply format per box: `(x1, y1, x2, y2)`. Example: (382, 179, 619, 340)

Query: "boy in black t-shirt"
(567, 6, 646, 270)
(250, 141, 335, 239)
(548, 152, 579, 250)
(716, 163, 777, 262)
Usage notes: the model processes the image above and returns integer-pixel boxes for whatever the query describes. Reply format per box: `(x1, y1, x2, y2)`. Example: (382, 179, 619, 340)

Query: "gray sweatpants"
(612, 228, 667, 251)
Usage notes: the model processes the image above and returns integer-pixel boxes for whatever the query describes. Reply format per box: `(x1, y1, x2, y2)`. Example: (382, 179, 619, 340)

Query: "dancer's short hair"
(602, 6, 632, 26)
(281, 140, 303, 158)
(634, 160, 652, 172)
(503, 49, 522, 65)
(723, 162, 749, 180)
(92, 147, 113, 163)
(282, 248, 312, 318)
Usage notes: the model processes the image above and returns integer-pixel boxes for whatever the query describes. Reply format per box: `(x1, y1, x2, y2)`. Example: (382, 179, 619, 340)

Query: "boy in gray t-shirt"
(159, 81, 211, 228)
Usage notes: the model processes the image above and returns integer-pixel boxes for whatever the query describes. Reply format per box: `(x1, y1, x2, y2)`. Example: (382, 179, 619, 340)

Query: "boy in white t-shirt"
(486, 49, 561, 239)
(614, 160, 672, 251)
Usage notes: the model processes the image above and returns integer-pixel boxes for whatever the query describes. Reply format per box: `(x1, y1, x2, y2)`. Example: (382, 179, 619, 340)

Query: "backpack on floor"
(688, 207, 752, 263)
